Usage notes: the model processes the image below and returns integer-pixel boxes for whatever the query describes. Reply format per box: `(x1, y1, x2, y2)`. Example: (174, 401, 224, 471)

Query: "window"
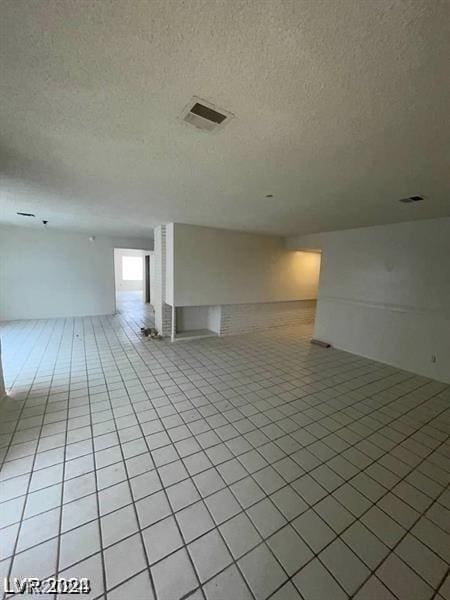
(122, 256, 143, 281)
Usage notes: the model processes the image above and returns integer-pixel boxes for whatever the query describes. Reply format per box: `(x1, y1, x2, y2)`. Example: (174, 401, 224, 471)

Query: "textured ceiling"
(1, 0, 449, 238)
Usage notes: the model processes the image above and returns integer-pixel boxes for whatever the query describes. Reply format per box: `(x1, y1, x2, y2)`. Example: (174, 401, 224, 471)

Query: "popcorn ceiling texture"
(1, 0, 449, 237)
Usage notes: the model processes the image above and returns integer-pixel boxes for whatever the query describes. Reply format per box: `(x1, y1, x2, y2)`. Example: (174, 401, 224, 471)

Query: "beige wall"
(172, 223, 321, 307)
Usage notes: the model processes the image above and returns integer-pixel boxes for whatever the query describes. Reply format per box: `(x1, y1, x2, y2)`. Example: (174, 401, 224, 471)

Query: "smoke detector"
(181, 97, 233, 132)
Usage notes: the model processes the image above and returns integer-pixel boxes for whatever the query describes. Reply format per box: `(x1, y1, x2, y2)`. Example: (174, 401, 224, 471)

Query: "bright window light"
(122, 256, 143, 281)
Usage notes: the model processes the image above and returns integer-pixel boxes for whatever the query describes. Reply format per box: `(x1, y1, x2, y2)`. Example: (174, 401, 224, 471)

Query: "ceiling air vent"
(399, 195, 425, 204)
(181, 97, 233, 132)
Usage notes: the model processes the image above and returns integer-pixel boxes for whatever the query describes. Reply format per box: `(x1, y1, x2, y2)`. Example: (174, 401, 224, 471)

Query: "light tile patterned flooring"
(115, 291, 155, 329)
(0, 312, 449, 599)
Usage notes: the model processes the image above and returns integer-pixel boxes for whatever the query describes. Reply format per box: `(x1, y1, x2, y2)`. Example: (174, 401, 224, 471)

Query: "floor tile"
(193, 468, 226, 497)
(342, 521, 390, 569)
(353, 575, 397, 600)
(30, 463, 64, 493)
(314, 495, 355, 534)
(270, 485, 308, 520)
(396, 533, 448, 588)
(61, 493, 98, 533)
(267, 524, 313, 575)
(24, 483, 62, 519)
(239, 543, 288, 600)
(0, 522, 20, 561)
(130, 469, 161, 501)
(136, 490, 170, 528)
(231, 476, 265, 509)
(411, 517, 449, 562)
(16, 507, 60, 553)
(319, 538, 370, 594)
(203, 564, 252, 600)
(142, 515, 183, 564)
(151, 547, 198, 600)
(362, 506, 406, 548)
(333, 483, 372, 517)
(293, 558, 347, 600)
(247, 498, 286, 538)
(57, 552, 104, 600)
(108, 570, 155, 600)
(176, 500, 215, 542)
(99, 480, 132, 515)
(1, 495, 26, 528)
(270, 581, 303, 599)
(158, 460, 189, 487)
(205, 488, 241, 525)
(104, 532, 146, 591)
(253, 466, 286, 494)
(219, 511, 262, 559)
(167, 479, 200, 511)
(59, 520, 100, 570)
(1, 315, 449, 600)
(292, 509, 336, 553)
(101, 503, 139, 548)
(96, 461, 127, 491)
(376, 553, 434, 600)
(63, 472, 96, 503)
(11, 537, 58, 579)
(188, 528, 233, 582)
(291, 474, 328, 505)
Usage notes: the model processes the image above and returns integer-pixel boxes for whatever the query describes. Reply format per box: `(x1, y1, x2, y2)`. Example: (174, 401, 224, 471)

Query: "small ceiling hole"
(399, 195, 425, 204)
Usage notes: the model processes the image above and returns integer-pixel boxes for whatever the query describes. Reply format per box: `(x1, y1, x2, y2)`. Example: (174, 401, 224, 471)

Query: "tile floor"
(0, 312, 449, 600)
(115, 291, 155, 329)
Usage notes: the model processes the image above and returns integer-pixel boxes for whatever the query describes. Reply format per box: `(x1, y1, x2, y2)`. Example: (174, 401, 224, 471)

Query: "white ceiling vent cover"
(181, 97, 233, 132)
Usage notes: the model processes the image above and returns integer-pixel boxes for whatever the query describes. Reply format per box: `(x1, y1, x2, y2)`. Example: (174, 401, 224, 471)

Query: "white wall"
(165, 223, 174, 305)
(287, 218, 450, 384)
(175, 305, 222, 334)
(0, 225, 152, 320)
(149, 254, 156, 305)
(207, 306, 221, 334)
(172, 223, 321, 306)
(114, 248, 144, 292)
(0, 340, 5, 399)
(176, 306, 209, 331)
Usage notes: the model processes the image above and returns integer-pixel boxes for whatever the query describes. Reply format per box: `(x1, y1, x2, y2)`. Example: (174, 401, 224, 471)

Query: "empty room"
(0, 1, 449, 599)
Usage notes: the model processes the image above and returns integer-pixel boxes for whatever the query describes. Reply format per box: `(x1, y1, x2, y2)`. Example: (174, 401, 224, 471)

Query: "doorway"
(295, 249, 322, 336)
(113, 248, 153, 324)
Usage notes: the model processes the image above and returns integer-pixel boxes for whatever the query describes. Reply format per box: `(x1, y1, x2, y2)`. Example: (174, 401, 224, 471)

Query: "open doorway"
(113, 248, 153, 324)
(294, 249, 322, 337)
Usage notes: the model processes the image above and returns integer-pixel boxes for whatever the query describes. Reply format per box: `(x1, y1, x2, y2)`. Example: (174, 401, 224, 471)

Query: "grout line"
(0, 316, 448, 600)
(93, 314, 199, 600)
(2, 318, 67, 600)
